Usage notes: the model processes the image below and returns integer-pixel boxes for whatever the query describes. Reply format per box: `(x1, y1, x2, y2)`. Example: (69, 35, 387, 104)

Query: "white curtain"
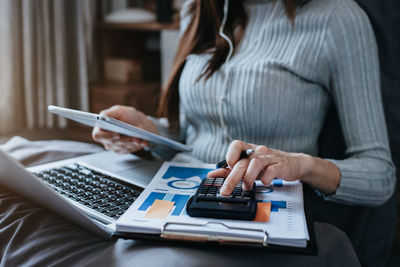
(0, 0, 97, 134)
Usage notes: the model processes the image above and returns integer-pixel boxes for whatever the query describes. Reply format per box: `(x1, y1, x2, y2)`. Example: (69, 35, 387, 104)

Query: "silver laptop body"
(0, 150, 161, 239)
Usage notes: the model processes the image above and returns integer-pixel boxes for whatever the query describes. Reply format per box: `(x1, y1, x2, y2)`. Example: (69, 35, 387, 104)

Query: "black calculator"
(186, 177, 257, 220)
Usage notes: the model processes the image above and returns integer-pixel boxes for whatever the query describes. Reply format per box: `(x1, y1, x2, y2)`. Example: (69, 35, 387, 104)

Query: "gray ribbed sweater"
(152, 0, 395, 206)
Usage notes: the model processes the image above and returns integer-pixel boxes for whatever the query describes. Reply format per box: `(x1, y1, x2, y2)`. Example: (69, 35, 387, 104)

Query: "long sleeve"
(321, 0, 396, 206)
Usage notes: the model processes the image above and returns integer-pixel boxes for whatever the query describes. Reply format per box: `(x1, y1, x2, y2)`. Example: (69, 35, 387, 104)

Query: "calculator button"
(243, 192, 251, 199)
(204, 178, 215, 186)
(217, 192, 232, 198)
(233, 190, 242, 196)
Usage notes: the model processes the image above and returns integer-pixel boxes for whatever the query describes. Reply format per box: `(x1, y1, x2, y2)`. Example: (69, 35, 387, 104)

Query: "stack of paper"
(116, 162, 309, 248)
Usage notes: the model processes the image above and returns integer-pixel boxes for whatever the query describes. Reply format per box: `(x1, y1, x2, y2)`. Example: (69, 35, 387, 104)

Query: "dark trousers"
(308, 181, 397, 267)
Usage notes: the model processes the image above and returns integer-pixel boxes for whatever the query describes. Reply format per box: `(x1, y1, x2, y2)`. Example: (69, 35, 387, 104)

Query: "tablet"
(48, 105, 192, 152)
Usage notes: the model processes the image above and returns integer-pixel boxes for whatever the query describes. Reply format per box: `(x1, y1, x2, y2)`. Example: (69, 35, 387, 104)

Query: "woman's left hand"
(208, 140, 315, 195)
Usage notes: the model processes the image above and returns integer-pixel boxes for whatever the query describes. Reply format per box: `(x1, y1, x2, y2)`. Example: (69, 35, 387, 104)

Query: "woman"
(93, 0, 395, 263)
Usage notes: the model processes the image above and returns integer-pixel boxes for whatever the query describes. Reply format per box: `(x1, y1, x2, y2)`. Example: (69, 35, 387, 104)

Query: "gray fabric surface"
(0, 137, 360, 266)
(1, 136, 104, 167)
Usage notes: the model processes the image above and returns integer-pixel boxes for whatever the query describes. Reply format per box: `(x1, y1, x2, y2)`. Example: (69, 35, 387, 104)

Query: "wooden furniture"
(66, 21, 179, 143)
(91, 21, 179, 116)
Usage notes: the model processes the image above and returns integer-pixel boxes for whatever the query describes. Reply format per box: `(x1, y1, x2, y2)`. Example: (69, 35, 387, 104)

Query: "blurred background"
(1, 1, 400, 265)
(0, 0, 183, 143)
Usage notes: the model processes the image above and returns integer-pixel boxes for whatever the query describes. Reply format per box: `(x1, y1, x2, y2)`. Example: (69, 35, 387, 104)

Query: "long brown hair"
(158, 0, 302, 130)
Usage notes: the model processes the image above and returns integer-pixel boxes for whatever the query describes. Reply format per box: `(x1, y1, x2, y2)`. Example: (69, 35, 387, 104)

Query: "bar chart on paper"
(122, 163, 215, 221)
(139, 192, 190, 216)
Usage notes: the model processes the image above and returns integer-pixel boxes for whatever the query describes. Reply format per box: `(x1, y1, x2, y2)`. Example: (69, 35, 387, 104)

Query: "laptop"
(0, 149, 162, 239)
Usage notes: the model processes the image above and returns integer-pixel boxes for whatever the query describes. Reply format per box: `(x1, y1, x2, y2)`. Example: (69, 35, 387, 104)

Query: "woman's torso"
(179, 0, 339, 163)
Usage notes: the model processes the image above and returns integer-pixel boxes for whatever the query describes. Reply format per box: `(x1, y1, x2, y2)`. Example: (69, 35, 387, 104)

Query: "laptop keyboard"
(33, 164, 142, 220)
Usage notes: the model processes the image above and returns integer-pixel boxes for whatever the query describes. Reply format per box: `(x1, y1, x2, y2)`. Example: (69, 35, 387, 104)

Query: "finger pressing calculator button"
(187, 180, 257, 220)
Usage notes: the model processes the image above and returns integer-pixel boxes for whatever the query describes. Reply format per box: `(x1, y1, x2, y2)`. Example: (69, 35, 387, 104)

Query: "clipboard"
(113, 162, 317, 254)
(112, 186, 317, 254)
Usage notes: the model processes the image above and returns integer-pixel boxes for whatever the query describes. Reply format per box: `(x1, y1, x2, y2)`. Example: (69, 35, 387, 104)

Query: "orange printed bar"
(144, 199, 175, 219)
(254, 202, 271, 223)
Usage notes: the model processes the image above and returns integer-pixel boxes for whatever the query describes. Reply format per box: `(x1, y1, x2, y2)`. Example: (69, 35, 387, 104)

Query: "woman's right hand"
(92, 105, 158, 154)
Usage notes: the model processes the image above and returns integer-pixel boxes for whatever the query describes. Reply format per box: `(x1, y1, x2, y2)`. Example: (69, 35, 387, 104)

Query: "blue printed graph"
(257, 200, 287, 212)
(139, 192, 191, 216)
(270, 201, 287, 212)
(256, 179, 284, 194)
(139, 192, 165, 210)
(162, 166, 213, 180)
(257, 186, 274, 194)
(162, 166, 214, 190)
(167, 180, 199, 190)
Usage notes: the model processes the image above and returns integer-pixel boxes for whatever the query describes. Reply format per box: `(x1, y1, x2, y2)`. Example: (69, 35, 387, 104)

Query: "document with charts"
(116, 162, 310, 248)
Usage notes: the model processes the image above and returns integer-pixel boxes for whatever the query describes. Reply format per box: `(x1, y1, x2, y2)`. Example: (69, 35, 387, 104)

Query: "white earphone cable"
(217, 0, 281, 141)
(218, 0, 234, 141)
(219, 0, 234, 62)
